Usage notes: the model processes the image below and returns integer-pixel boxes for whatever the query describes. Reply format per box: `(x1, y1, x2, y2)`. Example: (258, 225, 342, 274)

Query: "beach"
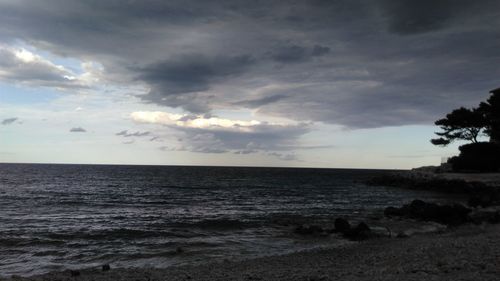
(8, 223, 500, 281)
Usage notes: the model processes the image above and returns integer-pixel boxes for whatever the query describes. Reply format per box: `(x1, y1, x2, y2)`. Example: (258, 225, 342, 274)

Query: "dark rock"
(343, 222, 372, 240)
(102, 264, 110, 271)
(468, 194, 493, 208)
(176, 247, 184, 254)
(294, 224, 324, 235)
(468, 188, 500, 208)
(334, 218, 350, 233)
(439, 204, 471, 225)
(396, 232, 409, 238)
(70, 270, 80, 277)
(384, 206, 405, 217)
(384, 200, 471, 226)
(408, 200, 438, 220)
(367, 173, 487, 194)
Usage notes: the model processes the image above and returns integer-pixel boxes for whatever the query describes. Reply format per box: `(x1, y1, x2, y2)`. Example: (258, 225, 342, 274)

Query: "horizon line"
(0, 161, 406, 171)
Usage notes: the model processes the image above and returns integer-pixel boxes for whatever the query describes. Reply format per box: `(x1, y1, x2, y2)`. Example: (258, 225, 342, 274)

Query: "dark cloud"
(136, 54, 254, 112)
(1, 117, 18, 125)
(69, 127, 86, 132)
(116, 130, 151, 137)
(380, 0, 457, 34)
(233, 94, 288, 108)
(270, 45, 308, 63)
(0, 0, 499, 129)
(136, 55, 254, 94)
(311, 45, 330, 56)
(269, 44, 330, 63)
(378, 0, 498, 35)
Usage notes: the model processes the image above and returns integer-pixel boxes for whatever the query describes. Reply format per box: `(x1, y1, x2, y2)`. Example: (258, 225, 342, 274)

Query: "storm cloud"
(0, 0, 499, 130)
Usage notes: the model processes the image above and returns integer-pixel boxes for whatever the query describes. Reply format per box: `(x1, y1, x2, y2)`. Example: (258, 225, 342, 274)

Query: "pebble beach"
(8, 224, 500, 281)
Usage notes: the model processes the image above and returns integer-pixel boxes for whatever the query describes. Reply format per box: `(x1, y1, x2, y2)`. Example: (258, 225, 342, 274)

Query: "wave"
(0, 237, 65, 247)
(44, 228, 198, 241)
(172, 218, 259, 230)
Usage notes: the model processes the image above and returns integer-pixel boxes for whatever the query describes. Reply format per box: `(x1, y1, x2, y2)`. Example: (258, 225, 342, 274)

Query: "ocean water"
(0, 164, 458, 276)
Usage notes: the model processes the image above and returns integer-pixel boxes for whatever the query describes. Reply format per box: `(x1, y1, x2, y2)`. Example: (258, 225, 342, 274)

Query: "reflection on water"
(0, 164, 461, 276)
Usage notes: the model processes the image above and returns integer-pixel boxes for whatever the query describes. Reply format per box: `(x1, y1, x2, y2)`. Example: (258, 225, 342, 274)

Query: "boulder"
(468, 189, 500, 208)
(384, 200, 471, 226)
(334, 218, 351, 233)
(384, 206, 405, 217)
(343, 222, 372, 241)
(396, 231, 410, 238)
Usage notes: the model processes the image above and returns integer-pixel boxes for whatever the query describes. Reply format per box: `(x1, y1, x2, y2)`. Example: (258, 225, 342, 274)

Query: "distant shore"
(410, 166, 500, 186)
(9, 224, 500, 281)
(367, 166, 500, 195)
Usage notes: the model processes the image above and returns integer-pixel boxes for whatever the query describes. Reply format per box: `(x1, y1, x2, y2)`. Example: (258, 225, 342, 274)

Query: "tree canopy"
(431, 89, 500, 146)
(431, 107, 486, 146)
(479, 89, 500, 143)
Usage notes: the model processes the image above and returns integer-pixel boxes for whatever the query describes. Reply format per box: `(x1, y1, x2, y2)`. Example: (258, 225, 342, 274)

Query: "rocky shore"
(7, 194, 500, 281)
(6, 170, 500, 281)
(7, 223, 500, 281)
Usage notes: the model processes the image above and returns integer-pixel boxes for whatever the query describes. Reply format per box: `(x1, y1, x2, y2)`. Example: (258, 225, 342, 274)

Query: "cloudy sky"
(1, 0, 499, 168)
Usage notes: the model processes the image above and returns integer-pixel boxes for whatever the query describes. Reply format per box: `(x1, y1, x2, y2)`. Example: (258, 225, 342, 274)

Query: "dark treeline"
(432, 88, 500, 172)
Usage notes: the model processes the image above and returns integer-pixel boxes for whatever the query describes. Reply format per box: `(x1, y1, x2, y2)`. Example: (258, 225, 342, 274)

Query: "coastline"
(8, 224, 500, 281)
(4, 168, 500, 280)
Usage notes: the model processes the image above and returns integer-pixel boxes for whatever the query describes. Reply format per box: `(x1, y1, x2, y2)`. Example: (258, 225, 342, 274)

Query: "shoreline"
(4, 169, 500, 280)
(8, 223, 500, 281)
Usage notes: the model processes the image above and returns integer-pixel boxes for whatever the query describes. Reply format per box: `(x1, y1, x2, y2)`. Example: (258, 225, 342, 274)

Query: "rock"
(468, 189, 500, 208)
(102, 264, 110, 271)
(334, 218, 350, 233)
(468, 194, 493, 208)
(176, 247, 184, 254)
(384, 206, 405, 217)
(70, 270, 80, 277)
(396, 232, 409, 238)
(437, 204, 471, 225)
(294, 224, 324, 235)
(383, 200, 471, 226)
(343, 222, 372, 240)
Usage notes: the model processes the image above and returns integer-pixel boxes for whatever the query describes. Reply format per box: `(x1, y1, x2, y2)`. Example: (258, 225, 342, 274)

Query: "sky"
(0, 0, 499, 169)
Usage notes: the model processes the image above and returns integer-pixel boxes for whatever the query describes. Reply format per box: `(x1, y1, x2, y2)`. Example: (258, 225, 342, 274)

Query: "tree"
(431, 107, 486, 146)
(479, 88, 500, 143)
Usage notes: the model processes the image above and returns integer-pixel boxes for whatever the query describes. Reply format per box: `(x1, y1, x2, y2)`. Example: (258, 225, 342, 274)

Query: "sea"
(0, 163, 461, 276)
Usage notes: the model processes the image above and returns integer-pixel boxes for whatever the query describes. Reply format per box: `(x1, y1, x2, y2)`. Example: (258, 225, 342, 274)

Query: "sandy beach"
(7, 223, 499, 281)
